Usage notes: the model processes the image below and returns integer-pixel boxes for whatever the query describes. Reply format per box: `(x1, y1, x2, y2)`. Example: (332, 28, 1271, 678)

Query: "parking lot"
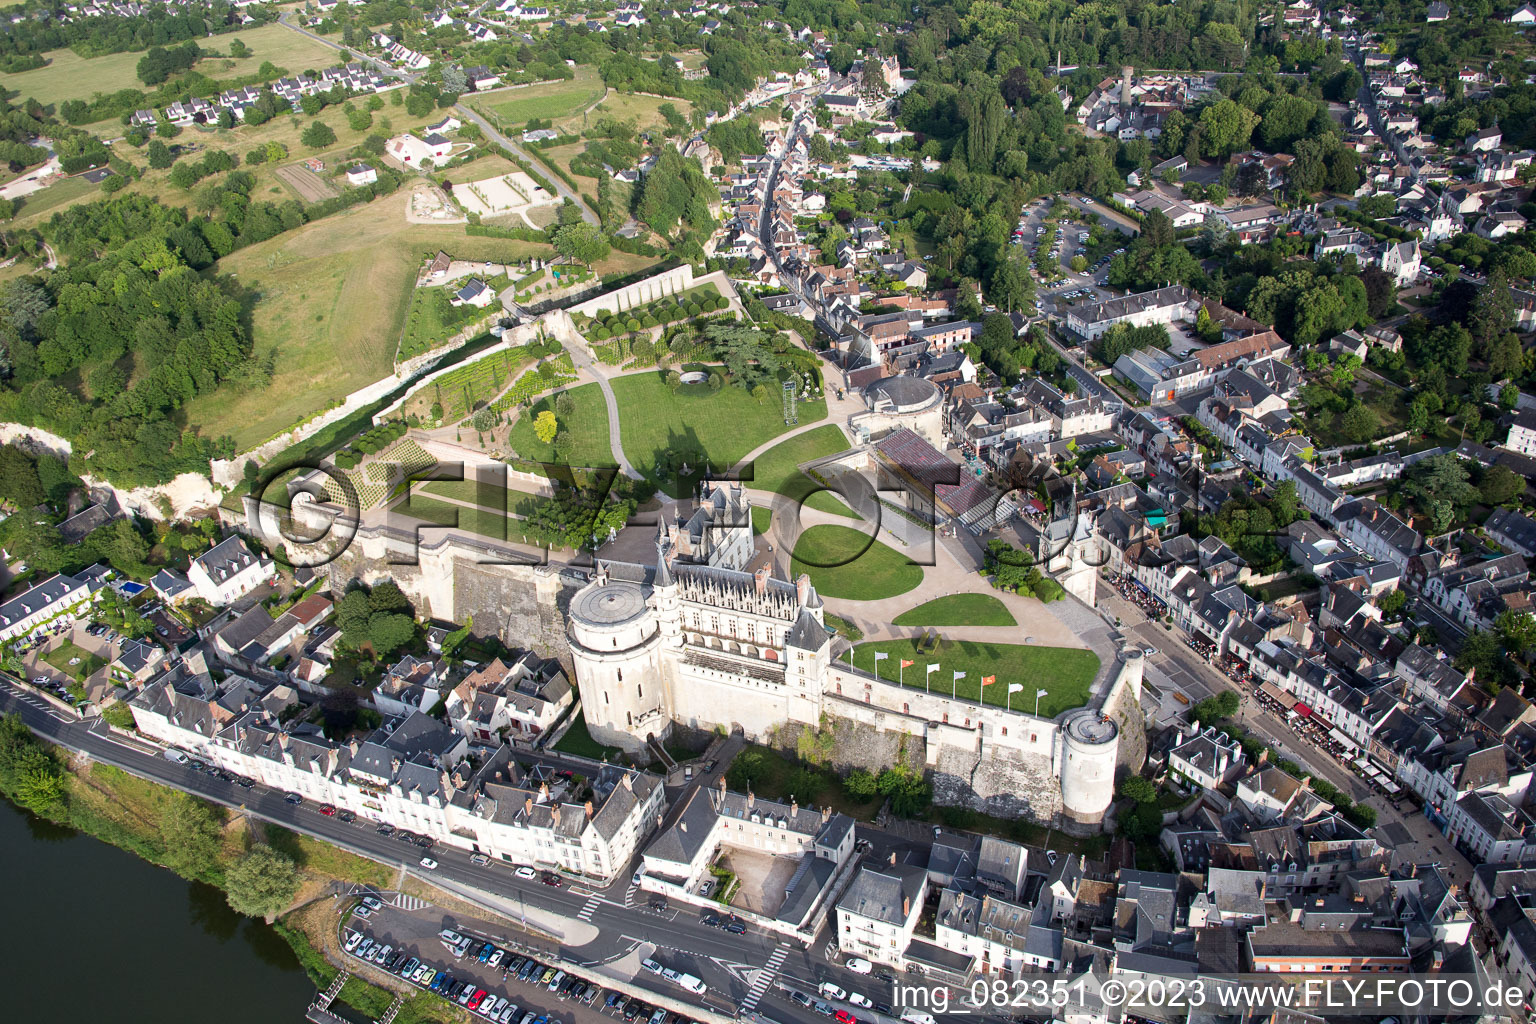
(342, 899, 700, 1024)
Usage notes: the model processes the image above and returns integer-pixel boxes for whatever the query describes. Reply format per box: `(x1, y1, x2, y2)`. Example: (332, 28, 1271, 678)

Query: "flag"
(1008, 683, 1024, 694)
(982, 675, 996, 687)
(1037, 688, 1049, 698)
(900, 659, 914, 669)
(926, 663, 940, 675)
(873, 652, 889, 662)
(954, 671, 967, 681)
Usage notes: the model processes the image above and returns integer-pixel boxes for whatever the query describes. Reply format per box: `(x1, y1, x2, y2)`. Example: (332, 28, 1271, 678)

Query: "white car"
(641, 958, 665, 975)
(344, 932, 363, 952)
(515, 866, 538, 880)
(819, 983, 847, 1001)
(419, 856, 439, 869)
(844, 957, 872, 975)
(849, 993, 873, 1008)
(361, 895, 383, 910)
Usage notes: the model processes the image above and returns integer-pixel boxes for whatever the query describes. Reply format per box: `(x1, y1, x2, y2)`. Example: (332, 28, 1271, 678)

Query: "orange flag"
(900, 659, 914, 668)
(982, 675, 996, 686)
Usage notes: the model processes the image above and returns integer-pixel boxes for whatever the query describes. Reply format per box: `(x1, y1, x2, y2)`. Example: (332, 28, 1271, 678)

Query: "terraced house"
(129, 652, 662, 882)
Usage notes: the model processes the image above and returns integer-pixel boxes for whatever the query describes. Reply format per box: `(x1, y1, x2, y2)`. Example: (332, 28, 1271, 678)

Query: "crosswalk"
(622, 884, 638, 907)
(740, 944, 790, 1013)
(391, 892, 430, 912)
(0, 678, 73, 722)
(576, 896, 600, 922)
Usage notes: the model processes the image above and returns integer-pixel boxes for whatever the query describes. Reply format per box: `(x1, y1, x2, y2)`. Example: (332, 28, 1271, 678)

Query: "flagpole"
(899, 660, 904, 687)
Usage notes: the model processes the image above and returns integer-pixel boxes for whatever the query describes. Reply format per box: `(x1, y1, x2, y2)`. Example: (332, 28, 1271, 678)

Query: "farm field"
(477, 66, 606, 127)
(853, 637, 1100, 718)
(7, 174, 96, 226)
(6, 23, 344, 109)
(506, 382, 615, 468)
(180, 191, 553, 451)
(567, 90, 692, 135)
(610, 368, 826, 493)
(790, 524, 922, 601)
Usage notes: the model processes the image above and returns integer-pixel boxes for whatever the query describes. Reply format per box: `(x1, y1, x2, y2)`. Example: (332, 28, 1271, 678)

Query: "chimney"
(718, 775, 727, 795)
(755, 564, 772, 594)
(902, 895, 911, 917)
(796, 572, 812, 606)
(790, 797, 799, 817)
(585, 800, 594, 819)
(889, 850, 897, 866)
(524, 797, 534, 817)
(539, 781, 550, 801)
(1259, 748, 1269, 765)
(822, 805, 831, 823)
(551, 805, 561, 828)
(1301, 776, 1312, 790)
(621, 773, 633, 791)
(747, 790, 755, 811)
(679, 820, 687, 833)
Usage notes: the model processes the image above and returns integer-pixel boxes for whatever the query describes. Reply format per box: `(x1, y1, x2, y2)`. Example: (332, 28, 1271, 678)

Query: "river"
(0, 796, 319, 1023)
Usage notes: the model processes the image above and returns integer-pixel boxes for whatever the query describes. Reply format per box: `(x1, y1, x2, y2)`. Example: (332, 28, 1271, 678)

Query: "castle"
(280, 475, 1145, 832)
(566, 482, 1146, 831)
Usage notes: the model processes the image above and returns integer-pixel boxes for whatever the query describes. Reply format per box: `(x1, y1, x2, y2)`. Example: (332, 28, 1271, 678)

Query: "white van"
(163, 748, 189, 764)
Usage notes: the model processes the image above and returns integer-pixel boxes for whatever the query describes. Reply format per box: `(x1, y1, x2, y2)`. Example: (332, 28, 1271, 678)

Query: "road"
(274, 11, 598, 227)
(0, 675, 935, 1024)
(1347, 46, 1416, 185)
(1093, 587, 1475, 890)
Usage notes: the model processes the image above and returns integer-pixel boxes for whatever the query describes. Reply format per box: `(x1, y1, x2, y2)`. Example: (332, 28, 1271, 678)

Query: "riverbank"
(0, 712, 468, 1023)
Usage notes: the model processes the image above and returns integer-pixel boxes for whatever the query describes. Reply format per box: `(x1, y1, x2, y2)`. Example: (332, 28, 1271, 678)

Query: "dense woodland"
(0, 1, 271, 59)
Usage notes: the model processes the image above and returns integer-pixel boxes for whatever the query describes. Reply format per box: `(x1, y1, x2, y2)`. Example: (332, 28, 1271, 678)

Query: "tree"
(1497, 610, 1536, 658)
(228, 37, 250, 58)
(1118, 775, 1156, 804)
(555, 391, 575, 420)
(159, 792, 223, 879)
(1472, 268, 1515, 349)
(1199, 99, 1260, 158)
(301, 121, 337, 149)
(367, 613, 415, 658)
(1481, 464, 1524, 505)
(551, 223, 610, 269)
(147, 139, 174, 169)
(1379, 589, 1409, 618)
(533, 410, 558, 443)
(844, 768, 878, 798)
(224, 846, 299, 919)
(1141, 208, 1175, 249)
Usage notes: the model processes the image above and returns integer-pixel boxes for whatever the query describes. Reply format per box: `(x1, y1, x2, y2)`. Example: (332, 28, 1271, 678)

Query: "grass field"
(506, 382, 616, 467)
(395, 493, 556, 546)
(45, 640, 106, 682)
(852, 638, 1099, 718)
(791, 524, 923, 601)
(743, 424, 858, 519)
(751, 504, 772, 536)
(181, 192, 552, 450)
(892, 594, 1017, 628)
(479, 66, 606, 127)
(418, 477, 545, 517)
(552, 710, 623, 761)
(7, 24, 345, 109)
(573, 90, 692, 135)
(611, 369, 827, 494)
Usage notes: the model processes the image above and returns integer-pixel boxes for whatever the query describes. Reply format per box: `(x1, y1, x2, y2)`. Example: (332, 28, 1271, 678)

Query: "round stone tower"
(567, 571, 667, 754)
(1058, 709, 1120, 826)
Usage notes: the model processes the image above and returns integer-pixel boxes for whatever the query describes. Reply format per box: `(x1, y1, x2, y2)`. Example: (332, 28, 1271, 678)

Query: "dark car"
(702, 912, 720, 927)
(283, 792, 302, 804)
(432, 975, 450, 993)
(519, 959, 540, 982)
(377, 823, 395, 835)
(874, 1005, 894, 1016)
(606, 993, 626, 1010)
(724, 918, 747, 934)
(541, 872, 563, 887)
(337, 809, 356, 823)
(648, 897, 667, 911)
(623, 1002, 644, 1021)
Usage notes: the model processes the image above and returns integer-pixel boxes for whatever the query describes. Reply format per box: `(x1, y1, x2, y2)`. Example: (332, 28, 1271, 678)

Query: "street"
(0, 676, 932, 1024)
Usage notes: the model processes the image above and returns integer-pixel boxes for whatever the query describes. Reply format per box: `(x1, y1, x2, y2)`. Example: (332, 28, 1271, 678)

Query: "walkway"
(758, 496, 1085, 650)
(565, 342, 644, 479)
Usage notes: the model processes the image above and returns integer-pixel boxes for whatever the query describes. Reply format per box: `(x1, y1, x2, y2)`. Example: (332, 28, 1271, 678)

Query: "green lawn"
(552, 710, 623, 760)
(418, 477, 545, 517)
(892, 594, 1017, 628)
(395, 493, 548, 546)
(45, 640, 106, 682)
(751, 504, 772, 536)
(10, 174, 96, 223)
(611, 369, 827, 495)
(790, 524, 923, 601)
(506, 383, 616, 468)
(852, 638, 1099, 718)
(742, 424, 858, 519)
(479, 66, 607, 126)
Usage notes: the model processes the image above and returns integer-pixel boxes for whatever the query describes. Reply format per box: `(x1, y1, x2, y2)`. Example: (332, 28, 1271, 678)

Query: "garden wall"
(567, 264, 695, 318)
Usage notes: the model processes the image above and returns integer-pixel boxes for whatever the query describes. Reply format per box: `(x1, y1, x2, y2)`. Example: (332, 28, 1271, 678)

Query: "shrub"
(593, 327, 609, 341)
(626, 318, 641, 332)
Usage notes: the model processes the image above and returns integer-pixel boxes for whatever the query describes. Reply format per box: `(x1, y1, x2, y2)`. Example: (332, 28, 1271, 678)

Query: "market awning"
(1293, 703, 1313, 718)
(1328, 728, 1355, 748)
(1259, 682, 1296, 710)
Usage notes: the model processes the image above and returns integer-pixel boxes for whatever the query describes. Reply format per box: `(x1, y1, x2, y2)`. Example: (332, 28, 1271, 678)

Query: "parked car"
(845, 957, 872, 975)
(541, 872, 563, 887)
(470, 853, 491, 866)
(849, 993, 873, 1008)
(319, 804, 336, 816)
(820, 983, 847, 1001)
(515, 866, 537, 880)
(284, 792, 302, 804)
(419, 856, 439, 869)
(835, 1012, 857, 1024)
(360, 895, 383, 910)
(337, 809, 356, 823)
